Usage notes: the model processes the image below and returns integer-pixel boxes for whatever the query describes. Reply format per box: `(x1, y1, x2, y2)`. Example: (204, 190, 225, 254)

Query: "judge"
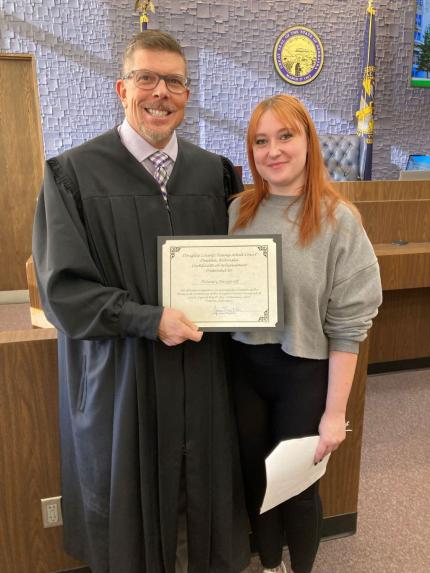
(33, 30, 249, 573)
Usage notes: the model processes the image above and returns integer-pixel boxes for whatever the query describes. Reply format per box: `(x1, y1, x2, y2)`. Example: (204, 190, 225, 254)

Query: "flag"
(135, 1, 155, 31)
(356, 0, 376, 180)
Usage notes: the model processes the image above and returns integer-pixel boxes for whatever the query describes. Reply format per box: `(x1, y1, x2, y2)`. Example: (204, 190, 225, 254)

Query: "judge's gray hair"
(122, 30, 187, 74)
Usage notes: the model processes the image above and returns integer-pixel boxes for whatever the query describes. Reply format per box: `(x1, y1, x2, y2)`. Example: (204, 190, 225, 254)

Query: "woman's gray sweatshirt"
(228, 193, 382, 359)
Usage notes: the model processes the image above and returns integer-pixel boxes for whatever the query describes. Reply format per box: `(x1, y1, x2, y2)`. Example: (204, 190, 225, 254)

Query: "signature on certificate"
(214, 305, 240, 316)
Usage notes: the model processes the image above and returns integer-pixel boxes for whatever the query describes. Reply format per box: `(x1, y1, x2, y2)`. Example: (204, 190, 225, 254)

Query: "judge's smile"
(142, 103, 177, 121)
(145, 107, 172, 117)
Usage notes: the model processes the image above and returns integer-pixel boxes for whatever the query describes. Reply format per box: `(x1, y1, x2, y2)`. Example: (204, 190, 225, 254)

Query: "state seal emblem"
(273, 26, 324, 86)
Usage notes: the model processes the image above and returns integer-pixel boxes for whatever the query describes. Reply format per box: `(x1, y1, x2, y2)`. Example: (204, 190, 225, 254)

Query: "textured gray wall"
(1, 0, 429, 181)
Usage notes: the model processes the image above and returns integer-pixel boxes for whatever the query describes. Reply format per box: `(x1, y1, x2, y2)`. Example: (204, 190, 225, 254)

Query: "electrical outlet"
(41, 496, 63, 528)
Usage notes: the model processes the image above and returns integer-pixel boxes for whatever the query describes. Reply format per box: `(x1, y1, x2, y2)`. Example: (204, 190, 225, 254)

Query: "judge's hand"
(314, 411, 346, 464)
(158, 307, 203, 347)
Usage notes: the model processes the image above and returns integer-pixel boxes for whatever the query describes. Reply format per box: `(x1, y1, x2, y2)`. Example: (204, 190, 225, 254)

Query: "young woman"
(229, 95, 382, 573)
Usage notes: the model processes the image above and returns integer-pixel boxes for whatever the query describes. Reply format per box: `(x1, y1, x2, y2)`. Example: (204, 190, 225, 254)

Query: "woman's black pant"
(231, 341, 329, 573)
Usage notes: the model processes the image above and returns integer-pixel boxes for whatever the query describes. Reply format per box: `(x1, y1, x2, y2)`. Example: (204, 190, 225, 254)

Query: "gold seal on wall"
(273, 26, 324, 86)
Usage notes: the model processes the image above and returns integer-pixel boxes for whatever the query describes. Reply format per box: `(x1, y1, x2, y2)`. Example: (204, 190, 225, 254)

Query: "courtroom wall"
(1, 0, 429, 181)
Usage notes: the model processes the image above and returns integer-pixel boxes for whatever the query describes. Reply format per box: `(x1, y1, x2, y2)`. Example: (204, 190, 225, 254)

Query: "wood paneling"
(355, 199, 430, 244)
(335, 179, 430, 201)
(26, 256, 42, 310)
(349, 191, 430, 365)
(374, 244, 430, 290)
(0, 329, 83, 573)
(26, 256, 53, 327)
(243, 180, 430, 200)
(0, 53, 44, 291)
(319, 339, 369, 517)
(368, 289, 430, 363)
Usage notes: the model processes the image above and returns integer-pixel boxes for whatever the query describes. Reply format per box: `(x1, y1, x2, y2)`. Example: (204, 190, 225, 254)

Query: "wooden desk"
(351, 190, 430, 367)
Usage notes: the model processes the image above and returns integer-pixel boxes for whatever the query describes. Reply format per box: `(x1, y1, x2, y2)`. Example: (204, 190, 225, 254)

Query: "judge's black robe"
(32, 130, 250, 573)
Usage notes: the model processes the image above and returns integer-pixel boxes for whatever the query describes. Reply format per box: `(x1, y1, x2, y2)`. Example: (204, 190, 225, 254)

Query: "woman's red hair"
(233, 95, 358, 245)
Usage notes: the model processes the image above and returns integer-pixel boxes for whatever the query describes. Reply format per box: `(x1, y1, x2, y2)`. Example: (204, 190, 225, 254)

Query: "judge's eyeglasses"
(121, 69, 191, 94)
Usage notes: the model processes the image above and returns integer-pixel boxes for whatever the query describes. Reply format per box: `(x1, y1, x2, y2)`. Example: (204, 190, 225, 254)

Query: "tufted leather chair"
(319, 135, 362, 181)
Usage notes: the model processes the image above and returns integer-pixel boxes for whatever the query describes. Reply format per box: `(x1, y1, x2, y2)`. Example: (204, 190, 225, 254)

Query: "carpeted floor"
(1, 304, 429, 572)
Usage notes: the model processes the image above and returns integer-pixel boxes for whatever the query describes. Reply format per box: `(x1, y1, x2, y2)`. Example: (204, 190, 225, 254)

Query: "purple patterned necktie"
(149, 151, 171, 202)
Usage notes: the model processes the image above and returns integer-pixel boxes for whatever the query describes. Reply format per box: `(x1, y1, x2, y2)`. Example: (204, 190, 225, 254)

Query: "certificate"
(158, 235, 283, 331)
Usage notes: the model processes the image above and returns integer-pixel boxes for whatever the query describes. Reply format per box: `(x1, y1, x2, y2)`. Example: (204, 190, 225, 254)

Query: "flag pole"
(356, 0, 376, 180)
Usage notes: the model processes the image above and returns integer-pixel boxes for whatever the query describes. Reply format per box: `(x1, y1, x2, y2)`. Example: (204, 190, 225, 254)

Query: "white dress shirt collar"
(117, 118, 178, 164)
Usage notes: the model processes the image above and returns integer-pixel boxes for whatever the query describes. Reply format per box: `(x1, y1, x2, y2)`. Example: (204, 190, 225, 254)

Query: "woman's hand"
(313, 411, 347, 464)
(313, 350, 358, 464)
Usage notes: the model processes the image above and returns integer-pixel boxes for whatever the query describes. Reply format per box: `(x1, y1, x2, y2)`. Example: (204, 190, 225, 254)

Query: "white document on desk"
(260, 435, 331, 514)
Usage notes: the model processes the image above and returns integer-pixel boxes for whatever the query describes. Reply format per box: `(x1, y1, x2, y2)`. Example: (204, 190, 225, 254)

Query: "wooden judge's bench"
(336, 179, 430, 370)
(1, 179, 427, 572)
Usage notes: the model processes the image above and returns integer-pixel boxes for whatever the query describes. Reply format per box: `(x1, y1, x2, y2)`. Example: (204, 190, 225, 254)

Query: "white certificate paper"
(158, 235, 283, 331)
(260, 436, 331, 514)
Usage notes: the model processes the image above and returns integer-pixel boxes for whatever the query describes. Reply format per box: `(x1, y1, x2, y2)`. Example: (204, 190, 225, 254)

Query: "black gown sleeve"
(32, 160, 163, 340)
(221, 156, 244, 203)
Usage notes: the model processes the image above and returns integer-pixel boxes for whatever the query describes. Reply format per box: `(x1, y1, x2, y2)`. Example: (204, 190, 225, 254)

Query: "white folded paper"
(260, 435, 331, 514)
